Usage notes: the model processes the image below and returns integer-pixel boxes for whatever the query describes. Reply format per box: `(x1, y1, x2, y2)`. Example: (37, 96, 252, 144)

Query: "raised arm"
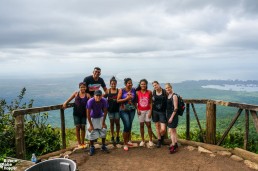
(63, 92, 77, 109)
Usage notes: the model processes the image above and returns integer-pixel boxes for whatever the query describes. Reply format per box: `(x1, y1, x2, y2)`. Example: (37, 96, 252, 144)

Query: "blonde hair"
(165, 83, 172, 88)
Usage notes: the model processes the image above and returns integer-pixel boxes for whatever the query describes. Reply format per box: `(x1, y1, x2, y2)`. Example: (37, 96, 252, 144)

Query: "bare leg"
(115, 119, 120, 137)
(76, 125, 81, 145)
(155, 122, 161, 139)
(140, 122, 145, 141)
(145, 122, 153, 141)
(81, 125, 85, 145)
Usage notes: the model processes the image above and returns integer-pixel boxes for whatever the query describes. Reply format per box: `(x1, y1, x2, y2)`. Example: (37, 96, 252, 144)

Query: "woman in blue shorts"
(63, 82, 88, 148)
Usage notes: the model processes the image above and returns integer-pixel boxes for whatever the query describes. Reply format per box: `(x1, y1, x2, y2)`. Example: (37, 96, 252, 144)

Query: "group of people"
(63, 67, 180, 156)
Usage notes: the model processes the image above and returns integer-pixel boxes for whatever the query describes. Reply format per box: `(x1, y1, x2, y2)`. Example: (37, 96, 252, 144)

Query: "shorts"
(167, 113, 178, 128)
(86, 128, 107, 141)
(152, 110, 167, 123)
(73, 115, 86, 126)
(86, 117, 107, 140)
(108, 112, 120, 120)
(138, 110, 152, 123)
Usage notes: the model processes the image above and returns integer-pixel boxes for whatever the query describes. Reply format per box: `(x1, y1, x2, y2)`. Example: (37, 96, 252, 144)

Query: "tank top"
(73, 92, 88, 117)
(120, 88, 136, 111)
(152, 89, 167, 112)
(137, 90, 151, 111)
(107, 88, 120, 113)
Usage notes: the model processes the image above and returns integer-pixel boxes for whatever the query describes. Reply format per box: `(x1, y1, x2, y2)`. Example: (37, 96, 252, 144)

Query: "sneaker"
(116, 137, 120, 144)
(156, 140, 161, 148)
(111, 137, 115, 144)
(169, 146, 176, 154)
(127, 141, 134, 147)
(139, 141, 145, 147)
(101, 145, 109, 153)
(123, 145, 128, 151)
(149, 141, 154, 147)
(89, 146, 95, 156)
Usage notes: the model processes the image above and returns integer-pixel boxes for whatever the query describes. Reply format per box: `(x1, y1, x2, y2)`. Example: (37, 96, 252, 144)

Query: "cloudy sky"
(0, 0, 257, 82)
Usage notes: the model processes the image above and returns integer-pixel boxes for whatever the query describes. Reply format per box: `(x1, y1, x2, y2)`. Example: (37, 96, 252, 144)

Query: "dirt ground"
(69, 145, 253, 171)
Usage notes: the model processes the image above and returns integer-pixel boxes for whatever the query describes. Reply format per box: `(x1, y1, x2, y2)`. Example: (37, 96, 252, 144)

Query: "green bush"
(0, 88, 61, 161)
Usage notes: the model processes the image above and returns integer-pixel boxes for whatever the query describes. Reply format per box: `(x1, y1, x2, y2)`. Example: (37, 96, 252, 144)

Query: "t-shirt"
(86, 97, 108, 118)
(83, 76, 106, 97)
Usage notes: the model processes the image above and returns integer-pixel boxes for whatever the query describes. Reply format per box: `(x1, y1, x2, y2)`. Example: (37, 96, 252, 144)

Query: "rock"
(230, 155, 243, 162)
(63, 151, 72, 156)
(217, 151, 232, 157)
(198, 146, 212, 154)
(107, 144, 115, 150)
(210, 154, 216, 157)
(146, 142, 155, 149)
(49, 156, 60, 160)
(244, 160, 258, 170)
(186, 146, 196, 151)
(116, 144, 123, 148)
(94, 144, 101, 149)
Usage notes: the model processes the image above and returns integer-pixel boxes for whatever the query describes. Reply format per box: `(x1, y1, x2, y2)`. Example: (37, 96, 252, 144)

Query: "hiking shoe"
(139, 141, 145, 147)
(101, 145, 110, 153)
(89, 146, 95, 156)
(111, 137, 115, 144)
(161, 136, 165, 145)
(116, 137, 120, 144)
(169, 146, 176, 154)
(149, 141, 154, 147)
(123, 145, 128, 151)
(127, 141, 134, 147)
(174, 143, 178, 149)
(156, 140, 161, 148)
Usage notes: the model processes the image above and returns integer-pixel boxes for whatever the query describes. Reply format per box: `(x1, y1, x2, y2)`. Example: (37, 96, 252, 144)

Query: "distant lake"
(202, 84, 258, 92)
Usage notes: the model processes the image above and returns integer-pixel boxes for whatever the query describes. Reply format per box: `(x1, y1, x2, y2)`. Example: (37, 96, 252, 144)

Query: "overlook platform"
(16, 139, 258, 171)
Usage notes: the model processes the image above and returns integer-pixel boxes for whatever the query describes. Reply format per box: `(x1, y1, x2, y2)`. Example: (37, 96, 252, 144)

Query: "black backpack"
(173, 93, 185, 116)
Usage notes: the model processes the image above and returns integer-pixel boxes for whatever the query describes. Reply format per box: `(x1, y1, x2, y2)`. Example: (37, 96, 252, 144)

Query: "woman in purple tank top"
(117, 78, 136, 151)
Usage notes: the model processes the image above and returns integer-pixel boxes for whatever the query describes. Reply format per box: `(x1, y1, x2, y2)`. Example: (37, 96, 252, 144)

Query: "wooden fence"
(12, 99, 258, 159)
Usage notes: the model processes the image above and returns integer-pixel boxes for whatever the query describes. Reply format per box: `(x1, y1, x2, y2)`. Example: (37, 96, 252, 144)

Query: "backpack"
(173, 93, 185, 116)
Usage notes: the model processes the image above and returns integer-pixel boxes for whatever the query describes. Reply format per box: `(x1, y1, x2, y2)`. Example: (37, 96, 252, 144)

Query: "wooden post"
(14, 114, 25, 159)
(60, 109, 66, 149)
(186, 103, 190, 140)
(244, 110, 249, 150)
(250, 110, 258, 132)
(206, 100, 216, 144)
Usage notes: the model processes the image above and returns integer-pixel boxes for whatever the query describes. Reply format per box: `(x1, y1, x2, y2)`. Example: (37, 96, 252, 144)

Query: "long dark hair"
(124, 78, 132, 85)
(136, 79, 148, 91)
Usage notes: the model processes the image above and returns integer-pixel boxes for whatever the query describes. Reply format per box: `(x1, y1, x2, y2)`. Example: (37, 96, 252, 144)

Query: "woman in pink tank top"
(136, 79, 154, 147)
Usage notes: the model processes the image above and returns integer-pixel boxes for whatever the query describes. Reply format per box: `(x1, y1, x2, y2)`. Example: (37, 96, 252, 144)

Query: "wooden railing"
(12, 99, 258, 159)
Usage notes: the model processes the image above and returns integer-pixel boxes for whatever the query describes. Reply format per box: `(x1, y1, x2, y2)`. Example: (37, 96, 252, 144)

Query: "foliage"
(0, 88, 60, 161)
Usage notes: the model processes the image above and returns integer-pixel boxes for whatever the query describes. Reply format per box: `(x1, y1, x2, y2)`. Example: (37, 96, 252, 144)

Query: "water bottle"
(31, 153, 37, 163)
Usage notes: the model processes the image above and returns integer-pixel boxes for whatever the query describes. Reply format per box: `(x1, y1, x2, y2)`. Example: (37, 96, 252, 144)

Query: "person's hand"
(86, 93, 91, 99)
(102, 123, 107, 129)
(148, 112, 152, 119)
(137, 109, 141, 115)
(88, 125, 94, 132)
(62, 103, 67, 109)
(168, 117, 173, 123)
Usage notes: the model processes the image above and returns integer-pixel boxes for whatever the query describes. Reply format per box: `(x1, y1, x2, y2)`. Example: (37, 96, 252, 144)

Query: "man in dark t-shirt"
(83, 67, 108, 97)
